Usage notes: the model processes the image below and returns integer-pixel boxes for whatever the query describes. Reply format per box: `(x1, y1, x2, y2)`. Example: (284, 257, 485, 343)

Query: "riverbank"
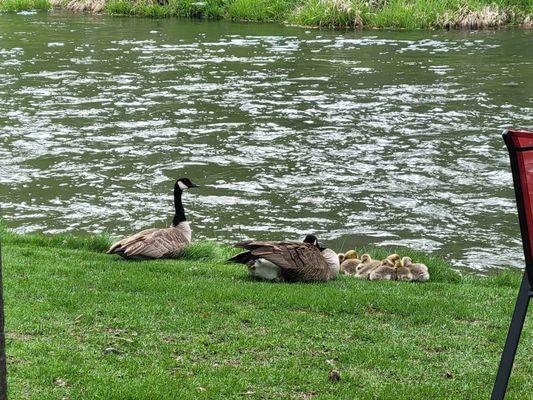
(1, 0, 532, 29)
(2, 229, 532, 398)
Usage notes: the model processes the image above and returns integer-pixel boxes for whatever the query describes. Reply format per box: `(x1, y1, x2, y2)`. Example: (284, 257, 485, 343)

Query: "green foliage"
(289, 0, 363, 29)
(0, 0, 50, 11)
(105, 0, 135, 14)
(105, 0, 227, 18)
(104, 0, 532, 29)
(228, 0, 299, 21)
(2, 0, 532, 28)
(2, 231, 532, 398)
(362, 0, 445, 29)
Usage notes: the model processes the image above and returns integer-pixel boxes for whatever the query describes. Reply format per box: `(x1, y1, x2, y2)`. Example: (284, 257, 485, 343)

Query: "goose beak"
(190, 183, 200, 188)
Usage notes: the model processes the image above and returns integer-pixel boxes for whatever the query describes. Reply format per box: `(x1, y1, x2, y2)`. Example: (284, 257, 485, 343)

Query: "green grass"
(228, 0, 300, 22)
(0, 0, 50, 11)
(2, 228, 532, 399)
(288, 0, 363, 29)
(3, 0, 531, 29)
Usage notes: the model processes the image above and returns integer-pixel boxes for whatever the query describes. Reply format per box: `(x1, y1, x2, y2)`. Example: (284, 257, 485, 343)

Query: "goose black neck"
(172, 187, 186, 226)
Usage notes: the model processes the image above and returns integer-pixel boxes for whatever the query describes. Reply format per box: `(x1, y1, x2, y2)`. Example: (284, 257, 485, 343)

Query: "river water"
(1, 11, 532, 270)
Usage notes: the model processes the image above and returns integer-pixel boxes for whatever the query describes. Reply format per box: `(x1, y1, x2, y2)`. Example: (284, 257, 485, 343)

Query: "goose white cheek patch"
(178, 181, 188, 190)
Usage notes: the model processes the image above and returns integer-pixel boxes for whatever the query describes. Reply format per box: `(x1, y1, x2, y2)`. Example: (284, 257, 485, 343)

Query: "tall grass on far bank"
(0, 0, 49, 11)
(102, 0, 533, 30)
(288, 0, 363, 29)
(2, 0, 532, 29)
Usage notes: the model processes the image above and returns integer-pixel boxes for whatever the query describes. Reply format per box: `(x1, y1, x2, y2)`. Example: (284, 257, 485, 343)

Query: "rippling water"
(1, 12, 532, 270)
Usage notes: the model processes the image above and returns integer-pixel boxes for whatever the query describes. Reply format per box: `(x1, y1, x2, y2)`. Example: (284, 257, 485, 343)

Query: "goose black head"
(303, 234, 319, 246)
(175, 177, 199, 191)
(303, 234, 326, 251)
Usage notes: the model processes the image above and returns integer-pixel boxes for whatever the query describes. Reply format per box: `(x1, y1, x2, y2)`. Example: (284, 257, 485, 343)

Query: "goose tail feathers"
(228, 251, 253, 264)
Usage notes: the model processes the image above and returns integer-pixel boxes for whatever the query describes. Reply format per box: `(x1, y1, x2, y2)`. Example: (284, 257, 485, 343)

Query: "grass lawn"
(2, 229, 532, 399)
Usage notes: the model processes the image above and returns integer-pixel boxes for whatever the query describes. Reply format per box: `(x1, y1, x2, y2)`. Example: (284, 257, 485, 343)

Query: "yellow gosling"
(402, 256, 430, 282)
(369, 259, 397, 281)
(341, 258, 362, 275)
(354, 254, 381, 279)
(394, 259, 414, 282)
(344, 250, 359, 260)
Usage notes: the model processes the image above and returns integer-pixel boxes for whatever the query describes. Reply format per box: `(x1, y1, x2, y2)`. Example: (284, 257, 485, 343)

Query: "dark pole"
(491, 271, 531, 400)
(0, 238, 7, 400)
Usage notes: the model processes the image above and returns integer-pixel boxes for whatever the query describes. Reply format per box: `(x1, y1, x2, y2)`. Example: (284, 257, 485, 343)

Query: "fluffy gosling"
(341, 250, 361, 275)
(369, 258, 397, 281)
(402, 256, 430, 282)
(354, 254, 381, 279)
(394, 259, 414, 282)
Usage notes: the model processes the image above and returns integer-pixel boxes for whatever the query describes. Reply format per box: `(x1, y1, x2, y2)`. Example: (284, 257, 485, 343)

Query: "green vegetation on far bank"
(1, 0, 532, 29)
(0, 0, 49, 11)
(2, 228, 532, 399)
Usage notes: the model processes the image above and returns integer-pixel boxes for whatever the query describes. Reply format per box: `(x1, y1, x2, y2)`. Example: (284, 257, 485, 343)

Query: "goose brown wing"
(250, 242, 329, 282)
(107, 228, 159, 254)
(122, 227, 190, 259)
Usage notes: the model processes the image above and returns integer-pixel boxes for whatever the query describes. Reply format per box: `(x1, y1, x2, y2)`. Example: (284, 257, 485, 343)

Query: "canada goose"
(107, 177, 199, 259)
(353, 254, 381, 279)
(394, 259, 414, 282)
(369, 258, 397, 281)
(229, 235, 340, 282)
(402, 257, 430, 282)
(340, 250, 361, 275)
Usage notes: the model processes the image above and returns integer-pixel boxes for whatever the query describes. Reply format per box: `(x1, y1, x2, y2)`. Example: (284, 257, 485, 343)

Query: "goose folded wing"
(123, 228, 189, 259)
(250, 243, 324, 271)
(107, 228, 159, 253)
(234, 241, 281, 251)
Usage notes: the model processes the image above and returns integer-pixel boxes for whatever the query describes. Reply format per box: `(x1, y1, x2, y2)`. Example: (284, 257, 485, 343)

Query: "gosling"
(354, 254, 381, 279)
(402, 257, 430, 282)
(340, 250, 361, 275)
(369, 255, 399, 281)
(394, 259, 414, 282)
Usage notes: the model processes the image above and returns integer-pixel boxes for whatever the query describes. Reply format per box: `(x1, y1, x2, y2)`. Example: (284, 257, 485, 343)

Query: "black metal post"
(0, 239, 7, 400)
(490, 270, 531, 400)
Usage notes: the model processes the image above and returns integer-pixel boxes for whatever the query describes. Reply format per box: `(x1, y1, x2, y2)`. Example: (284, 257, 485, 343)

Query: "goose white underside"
(251, 258, 281, 281)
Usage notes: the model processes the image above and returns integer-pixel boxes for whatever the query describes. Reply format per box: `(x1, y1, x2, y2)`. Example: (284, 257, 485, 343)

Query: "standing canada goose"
(353, 254, 381, 279)
(369, 256, 398, 281)
(402, 257, 430, 282)
(340, 250, 361, 275)
(395, 259, 414, 282)
(229, 235, 340, 282)
(107, 177, 199, 259)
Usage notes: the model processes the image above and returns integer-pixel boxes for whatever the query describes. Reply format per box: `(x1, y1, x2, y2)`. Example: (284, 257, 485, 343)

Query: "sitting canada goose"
(107, 178, 199, 259)
(229, 235, 340, 282)
(394, 259, 414, 282)
(369, 256, 398, 281)
(353, 254, 381, 279)
(340, 250, 361, 275)
(402, 257, 430, 282)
